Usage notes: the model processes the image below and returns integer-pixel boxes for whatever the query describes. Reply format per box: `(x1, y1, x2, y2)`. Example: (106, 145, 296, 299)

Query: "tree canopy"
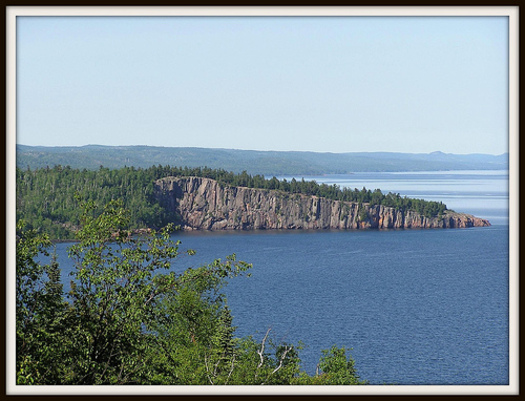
(17, 165, 448, 240)
(16, 199, 367, 385)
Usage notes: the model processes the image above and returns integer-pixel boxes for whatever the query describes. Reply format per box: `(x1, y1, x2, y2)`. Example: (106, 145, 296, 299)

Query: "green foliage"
(64, 198, 183, 384)
(17, 165, 448, 240)
(16, 199, 367, 385)
(358, 205, 369, 222)
(16, 165, 179, 239)
(315, 346, 366, 385)
(16, 221, 67, 384)
(293, 346, 367, 385)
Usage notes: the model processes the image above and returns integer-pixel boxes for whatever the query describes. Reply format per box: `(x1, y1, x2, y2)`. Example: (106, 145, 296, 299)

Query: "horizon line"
(16, 144, 508, 157)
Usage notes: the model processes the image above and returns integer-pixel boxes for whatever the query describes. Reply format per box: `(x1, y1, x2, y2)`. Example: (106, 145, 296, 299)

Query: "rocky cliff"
(154, 176, 491, 231)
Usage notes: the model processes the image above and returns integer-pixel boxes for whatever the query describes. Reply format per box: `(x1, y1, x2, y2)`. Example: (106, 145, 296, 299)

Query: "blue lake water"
(50, 170, 510, 385)
(278, 170, 509, 226)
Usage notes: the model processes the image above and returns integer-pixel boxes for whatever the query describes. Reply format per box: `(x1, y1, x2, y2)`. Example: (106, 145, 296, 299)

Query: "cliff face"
(154, 176, 491, 231)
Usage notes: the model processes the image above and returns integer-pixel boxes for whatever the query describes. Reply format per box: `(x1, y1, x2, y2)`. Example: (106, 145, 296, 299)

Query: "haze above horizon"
(17, 14, 509, 155)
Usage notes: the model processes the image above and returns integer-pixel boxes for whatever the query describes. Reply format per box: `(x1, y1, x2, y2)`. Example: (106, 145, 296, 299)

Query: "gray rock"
(154, 177, 491, 231)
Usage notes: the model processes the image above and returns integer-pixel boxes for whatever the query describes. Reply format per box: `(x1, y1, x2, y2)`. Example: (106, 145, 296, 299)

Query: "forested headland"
(17, 165, 448, 240)
(14, 164, 488, 386)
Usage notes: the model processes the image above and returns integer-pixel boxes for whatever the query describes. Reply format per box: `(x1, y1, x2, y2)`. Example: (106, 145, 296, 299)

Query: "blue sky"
(16, 16, 509, 154)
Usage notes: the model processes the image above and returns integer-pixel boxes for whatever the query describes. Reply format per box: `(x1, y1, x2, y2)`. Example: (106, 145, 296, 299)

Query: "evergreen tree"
(15, 199, 367, 385)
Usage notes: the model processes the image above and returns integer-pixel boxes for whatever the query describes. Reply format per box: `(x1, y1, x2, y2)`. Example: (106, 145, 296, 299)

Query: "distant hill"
(16, 145, 508, 176)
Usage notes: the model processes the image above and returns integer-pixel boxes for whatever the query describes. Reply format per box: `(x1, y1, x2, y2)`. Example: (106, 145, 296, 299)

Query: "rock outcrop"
(154, 176, 491, 231)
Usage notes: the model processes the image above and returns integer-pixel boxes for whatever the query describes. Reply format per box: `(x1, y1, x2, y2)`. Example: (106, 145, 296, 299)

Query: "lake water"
(278, 170, 509, 226)
(50, 170, 510, 385)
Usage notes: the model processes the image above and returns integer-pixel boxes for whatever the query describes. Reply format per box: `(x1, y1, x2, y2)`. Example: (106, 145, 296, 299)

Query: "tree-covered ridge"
(17, 144, 509, 175)
(16, 199, 367, 385)
(16, 165, 448, 240)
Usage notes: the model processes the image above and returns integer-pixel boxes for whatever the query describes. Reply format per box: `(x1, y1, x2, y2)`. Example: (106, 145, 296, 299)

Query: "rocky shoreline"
(154, 176, 491, 231)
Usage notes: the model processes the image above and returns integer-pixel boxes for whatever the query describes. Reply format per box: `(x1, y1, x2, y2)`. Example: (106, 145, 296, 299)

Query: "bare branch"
(143, 289, 158, 307)
(213, 358, 221, 377)
(203, 354, 215, 385)
(271, 345, 292, 375)
(224, 355, 236, 385)
(260, 345, 293, 385)
(257, 327, 272, 370)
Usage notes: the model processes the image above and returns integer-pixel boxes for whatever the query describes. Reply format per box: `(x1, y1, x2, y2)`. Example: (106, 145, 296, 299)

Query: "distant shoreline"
(16, 145, 509, 177)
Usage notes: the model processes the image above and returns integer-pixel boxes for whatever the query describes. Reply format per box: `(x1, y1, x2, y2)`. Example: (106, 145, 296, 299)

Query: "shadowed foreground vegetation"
(16, 199, 367, 385)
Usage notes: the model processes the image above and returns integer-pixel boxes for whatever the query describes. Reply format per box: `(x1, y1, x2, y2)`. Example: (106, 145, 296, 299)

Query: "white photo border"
(5, 5, 519, 396)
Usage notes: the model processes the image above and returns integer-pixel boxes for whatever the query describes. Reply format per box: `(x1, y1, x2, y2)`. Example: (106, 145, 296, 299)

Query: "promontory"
(154, 176, 491, 231)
